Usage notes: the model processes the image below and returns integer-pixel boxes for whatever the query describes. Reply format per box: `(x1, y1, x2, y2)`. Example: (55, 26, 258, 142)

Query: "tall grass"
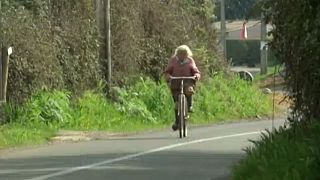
(68, 91, 122, 130)
(117, 77, 174, 124)
(1, 74, 274, 148)
(193, 74, 272, 123)
(0, 123, 55, 148)
(233, 121, 320, 180)
(5, 89, 72, 126)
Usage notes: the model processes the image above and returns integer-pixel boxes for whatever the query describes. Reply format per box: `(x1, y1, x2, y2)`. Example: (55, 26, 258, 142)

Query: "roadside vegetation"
(253, 65, 284, 82)
(233, 0, 320, 179)
(1, 74, 273, 148)
(233, 121, 320, 180)
(0, 0, 277, 149)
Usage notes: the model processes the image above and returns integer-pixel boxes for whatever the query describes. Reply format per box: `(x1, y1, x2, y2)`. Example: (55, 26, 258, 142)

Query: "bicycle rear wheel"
(183, 97, 188, 137)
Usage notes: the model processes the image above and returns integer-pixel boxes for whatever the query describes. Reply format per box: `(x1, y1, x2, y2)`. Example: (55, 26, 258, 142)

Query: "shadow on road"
(103, 136, 178, 141)
(0, 150, 243, 180)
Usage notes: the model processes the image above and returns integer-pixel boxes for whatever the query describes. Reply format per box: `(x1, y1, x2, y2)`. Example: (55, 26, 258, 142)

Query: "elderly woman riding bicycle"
(164, 45, 201, 131)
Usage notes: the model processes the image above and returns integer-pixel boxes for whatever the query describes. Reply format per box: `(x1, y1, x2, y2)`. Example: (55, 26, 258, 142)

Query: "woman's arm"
(164, 57, 174, 81)
(190, 58, 201, 80)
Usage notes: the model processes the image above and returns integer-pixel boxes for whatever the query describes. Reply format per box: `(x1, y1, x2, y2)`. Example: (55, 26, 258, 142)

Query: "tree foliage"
(0, 0, 101, 103)
(215, 0, 261, 20)
(110, 0, 224, 84)
(0, 0, 224, 103)
(264, 0, 320, 122)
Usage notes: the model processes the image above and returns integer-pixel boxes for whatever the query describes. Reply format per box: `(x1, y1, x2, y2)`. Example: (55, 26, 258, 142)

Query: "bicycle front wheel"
(178, 94, 186, 138)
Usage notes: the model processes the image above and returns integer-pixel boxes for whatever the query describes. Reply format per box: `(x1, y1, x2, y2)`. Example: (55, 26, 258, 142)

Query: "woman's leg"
(171, 89, 179, 131)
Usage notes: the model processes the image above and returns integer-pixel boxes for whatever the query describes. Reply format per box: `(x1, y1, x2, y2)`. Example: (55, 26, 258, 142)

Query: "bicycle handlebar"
(169, 76, 197, 80)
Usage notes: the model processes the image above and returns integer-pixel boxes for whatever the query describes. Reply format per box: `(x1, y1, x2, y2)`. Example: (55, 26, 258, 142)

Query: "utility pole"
(220, 0, 227, 60)
(105, 0, 112, 89)
(260, 13, 268, 75)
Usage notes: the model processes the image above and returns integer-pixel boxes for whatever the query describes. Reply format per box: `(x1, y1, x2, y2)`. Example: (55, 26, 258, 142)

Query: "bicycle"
(170, 76, 196, 138)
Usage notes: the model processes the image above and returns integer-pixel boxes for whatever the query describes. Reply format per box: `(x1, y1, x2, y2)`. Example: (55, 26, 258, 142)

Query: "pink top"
(164, 56, 201, 79)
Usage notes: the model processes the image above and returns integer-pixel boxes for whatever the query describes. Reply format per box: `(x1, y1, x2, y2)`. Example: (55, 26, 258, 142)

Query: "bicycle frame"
(170, 76, 196, 138)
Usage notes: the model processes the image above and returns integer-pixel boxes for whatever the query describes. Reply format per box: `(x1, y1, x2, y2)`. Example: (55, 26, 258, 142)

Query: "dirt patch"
(272, 92, 291, 109)
(257, 74, 292, 118)
(51, 130, 133, 143)
(258, 74, 286, 89)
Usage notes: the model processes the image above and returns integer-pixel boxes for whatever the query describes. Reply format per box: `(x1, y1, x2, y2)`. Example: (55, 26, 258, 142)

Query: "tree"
(215, 0, 261, 20)
(1, 0, 225, 102)
(264, 0, 320, 122)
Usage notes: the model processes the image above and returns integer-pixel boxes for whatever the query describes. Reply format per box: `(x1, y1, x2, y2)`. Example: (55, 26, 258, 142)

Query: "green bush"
(264, 0, 320, 121)
(5, 88, 72, 126)
(233, 121, 320, 180)
(5, 74, 272, 127)
(193, 74, 272, 122)
(69, 91, 124, 130)
(227, 40, 279, 67)
(106, 0, 224, 83)
(232, 2, 320, 178)
(0, 0, 101, 103)
(117, 77, 174, 123)
(1, 0, 224, 103)
(4, 74, 273, 128)
(0, 74, 274, 148)
(0, 123, 55, 148)
(227, 40, 260, 66)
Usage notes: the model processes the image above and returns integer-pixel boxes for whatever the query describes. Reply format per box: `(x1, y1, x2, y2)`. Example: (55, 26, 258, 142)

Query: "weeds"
(193, 74, 272, 123)
(233, 122, 320, 180)
(1, 74, 273, 148)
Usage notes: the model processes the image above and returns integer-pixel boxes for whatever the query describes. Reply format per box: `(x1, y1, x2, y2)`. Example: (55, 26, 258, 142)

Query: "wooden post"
(95, 0, 112, 91)
(95, 0, 106, 60)
(260, 13, 268, 75)
(0, 1, 3, 103)
(220, 0, 227, 61)
(106, 0, 112, 89)
(1, 47, 10, 102)
(0, 48, 3, 102)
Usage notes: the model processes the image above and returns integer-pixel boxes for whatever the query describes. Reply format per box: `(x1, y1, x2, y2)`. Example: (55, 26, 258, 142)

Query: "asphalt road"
(0, 119, 284, 180)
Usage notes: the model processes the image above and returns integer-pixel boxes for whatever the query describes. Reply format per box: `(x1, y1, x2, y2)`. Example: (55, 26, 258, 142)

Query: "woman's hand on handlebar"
(194, 75, 200, 81)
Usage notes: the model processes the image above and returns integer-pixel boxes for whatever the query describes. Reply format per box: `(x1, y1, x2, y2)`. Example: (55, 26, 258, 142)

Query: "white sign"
(8, 47, 13, 55)
(260, 41, 268, 50)
(266, 24, 273, 40)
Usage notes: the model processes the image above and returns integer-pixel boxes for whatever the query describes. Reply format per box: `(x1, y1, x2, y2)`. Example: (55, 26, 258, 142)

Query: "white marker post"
(8, 47, 12, 56)
(1, 46, 12, 102)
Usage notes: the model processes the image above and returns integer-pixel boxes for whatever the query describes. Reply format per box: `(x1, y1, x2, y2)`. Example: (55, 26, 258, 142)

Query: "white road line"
(27, 131, 261, 180)
(0, 166, 151, 174)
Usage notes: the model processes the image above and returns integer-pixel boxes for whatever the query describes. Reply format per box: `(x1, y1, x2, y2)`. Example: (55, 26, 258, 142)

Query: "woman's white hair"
(174, 45, 193, 57)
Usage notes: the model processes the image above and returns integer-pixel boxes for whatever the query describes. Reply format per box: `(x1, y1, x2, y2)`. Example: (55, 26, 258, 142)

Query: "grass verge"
(254, 65, 283, 82)
(0, 123, 55, 149)
(232, 120, 320, 180)
(0, 74, 274, 149)
(193, 75, 273, 124)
